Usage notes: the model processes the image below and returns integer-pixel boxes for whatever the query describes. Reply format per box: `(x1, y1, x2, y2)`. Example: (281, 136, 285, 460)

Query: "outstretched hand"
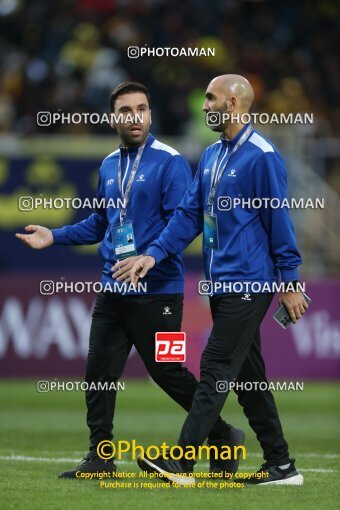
(15, 225, 53, 250)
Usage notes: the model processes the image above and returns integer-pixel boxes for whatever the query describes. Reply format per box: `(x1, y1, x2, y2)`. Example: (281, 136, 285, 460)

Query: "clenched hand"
(279, 291, 309, 323)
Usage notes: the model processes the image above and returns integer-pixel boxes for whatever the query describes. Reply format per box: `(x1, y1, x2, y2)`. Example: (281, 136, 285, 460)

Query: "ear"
(229, 96, 237, 111)
(149, 109, 152, 126)
(110, 111, 116, 130)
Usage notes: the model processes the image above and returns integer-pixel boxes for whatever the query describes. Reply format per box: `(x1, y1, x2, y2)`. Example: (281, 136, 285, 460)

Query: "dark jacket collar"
(220, 123, 250, 147)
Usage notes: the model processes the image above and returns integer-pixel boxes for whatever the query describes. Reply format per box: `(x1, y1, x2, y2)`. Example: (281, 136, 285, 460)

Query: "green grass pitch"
(1, 380, 339, 510)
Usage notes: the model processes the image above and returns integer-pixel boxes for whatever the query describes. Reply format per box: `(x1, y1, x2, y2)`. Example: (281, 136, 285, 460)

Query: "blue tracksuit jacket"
(147, 124, 302, 293)
(52, 133, 192, 294)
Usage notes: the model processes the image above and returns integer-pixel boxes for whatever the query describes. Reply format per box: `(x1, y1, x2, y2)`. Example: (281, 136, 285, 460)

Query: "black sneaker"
(58, 450, 117, 479)
(137, 455, 195, 487)
(208, 426, 245, 476)
(246, 458, 303, 485)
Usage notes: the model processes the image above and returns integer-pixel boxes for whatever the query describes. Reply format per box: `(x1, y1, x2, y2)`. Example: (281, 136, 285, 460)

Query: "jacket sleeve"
(51, 169, 108, 245)
(253, 151, 302, 282)
(147, 158, 204, 264)
(161, 155, 193, 223)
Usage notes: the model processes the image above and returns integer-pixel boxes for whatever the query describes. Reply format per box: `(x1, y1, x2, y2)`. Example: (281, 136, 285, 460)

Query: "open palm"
(15, 225, 53, 250)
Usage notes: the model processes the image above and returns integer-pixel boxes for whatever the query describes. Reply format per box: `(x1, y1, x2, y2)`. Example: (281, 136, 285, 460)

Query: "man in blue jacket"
(16, 82, 241, 479)
(131, 75, 309, 486)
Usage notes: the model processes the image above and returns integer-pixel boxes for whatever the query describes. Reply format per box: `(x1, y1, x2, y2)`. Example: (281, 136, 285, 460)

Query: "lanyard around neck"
(117, 144, 145, 225)
(207, 124, 253, 213)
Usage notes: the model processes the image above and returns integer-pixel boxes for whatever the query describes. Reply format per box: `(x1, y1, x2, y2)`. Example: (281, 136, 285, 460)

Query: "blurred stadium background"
(0, 0, 339, 381)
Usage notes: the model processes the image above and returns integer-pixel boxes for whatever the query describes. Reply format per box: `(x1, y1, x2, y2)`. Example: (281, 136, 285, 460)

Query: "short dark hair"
(109, 82, 151, 112)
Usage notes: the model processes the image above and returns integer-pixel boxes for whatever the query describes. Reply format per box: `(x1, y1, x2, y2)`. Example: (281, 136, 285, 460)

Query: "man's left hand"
(279, 291, 309, 323)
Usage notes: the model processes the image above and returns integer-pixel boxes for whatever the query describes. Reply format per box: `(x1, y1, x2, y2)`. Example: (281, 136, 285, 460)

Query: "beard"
(120, 127, 149, 147)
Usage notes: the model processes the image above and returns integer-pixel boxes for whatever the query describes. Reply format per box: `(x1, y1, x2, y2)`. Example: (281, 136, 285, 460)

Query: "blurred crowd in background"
(0, 0, 339, 275)
(0, 0, 339, 136)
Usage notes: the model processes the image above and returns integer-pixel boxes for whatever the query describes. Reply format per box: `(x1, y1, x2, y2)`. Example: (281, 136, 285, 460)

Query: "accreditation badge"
(111, 222, 137, 260)
(203, 212, 220, 250)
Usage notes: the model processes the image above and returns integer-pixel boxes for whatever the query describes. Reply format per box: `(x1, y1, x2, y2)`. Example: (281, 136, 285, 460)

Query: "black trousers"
(178, 293, 290, 465)
(85, 292, 230, 450)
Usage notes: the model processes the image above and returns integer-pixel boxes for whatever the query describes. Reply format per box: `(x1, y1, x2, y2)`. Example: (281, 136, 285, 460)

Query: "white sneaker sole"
(256, 474, 304, 486)
(137, 457, 196, 487)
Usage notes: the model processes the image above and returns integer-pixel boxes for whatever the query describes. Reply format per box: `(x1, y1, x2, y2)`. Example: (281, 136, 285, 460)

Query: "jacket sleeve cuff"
(146, 244, 168, 265)
(51, 228, 69, 245)
(280, 267, 299, 283)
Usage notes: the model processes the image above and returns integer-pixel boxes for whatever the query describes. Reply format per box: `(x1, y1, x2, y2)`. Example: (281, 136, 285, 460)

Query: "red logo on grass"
(155, 332, 186, 362)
